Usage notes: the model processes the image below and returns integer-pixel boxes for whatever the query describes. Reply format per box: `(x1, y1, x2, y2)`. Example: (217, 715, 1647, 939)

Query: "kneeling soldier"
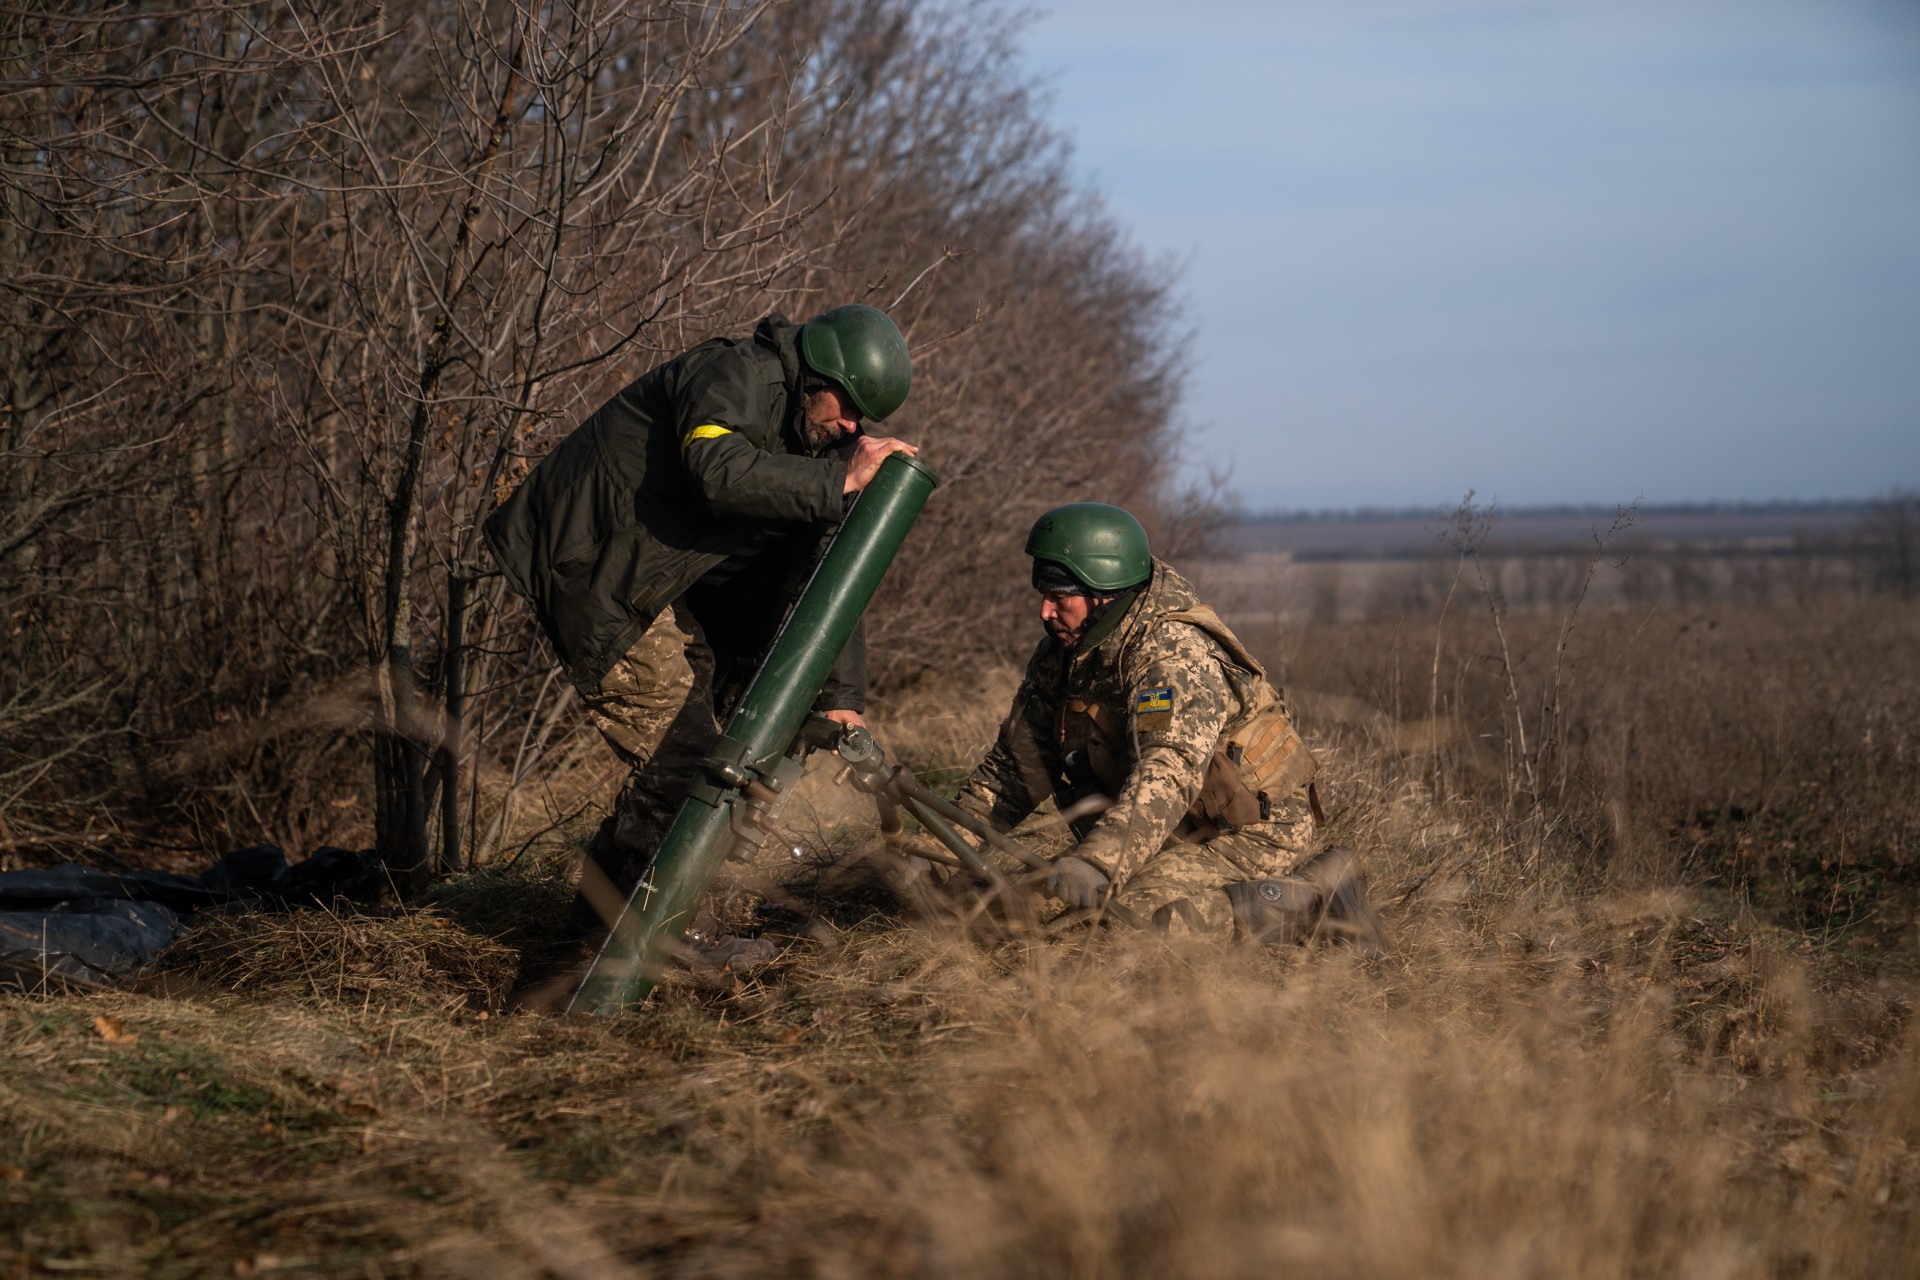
(955, 503, 1384, 953)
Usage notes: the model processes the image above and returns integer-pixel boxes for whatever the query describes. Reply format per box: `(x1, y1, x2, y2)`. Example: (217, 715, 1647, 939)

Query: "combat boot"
(564, 814, 636, 941)
(1224, 846, 1389, 960)
(680, 910, 781, 975)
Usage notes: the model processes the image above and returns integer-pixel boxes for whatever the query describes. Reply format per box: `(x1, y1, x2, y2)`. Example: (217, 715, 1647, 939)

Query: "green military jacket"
(959, 560, 1309, 885)
(483, 315, 860, 701)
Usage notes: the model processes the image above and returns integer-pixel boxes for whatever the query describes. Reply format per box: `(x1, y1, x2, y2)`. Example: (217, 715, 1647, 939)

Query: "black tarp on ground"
(0, 845, 384, 989)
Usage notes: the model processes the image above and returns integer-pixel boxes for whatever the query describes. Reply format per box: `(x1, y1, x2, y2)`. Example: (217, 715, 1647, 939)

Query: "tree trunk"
(436, 571, 468, 875)
(372, 381, 437, 893)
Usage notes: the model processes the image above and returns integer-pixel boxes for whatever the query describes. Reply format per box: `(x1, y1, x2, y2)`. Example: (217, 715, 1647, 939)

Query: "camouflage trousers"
(570, 605, 720, 934)
(1112, 792, 1318, 938)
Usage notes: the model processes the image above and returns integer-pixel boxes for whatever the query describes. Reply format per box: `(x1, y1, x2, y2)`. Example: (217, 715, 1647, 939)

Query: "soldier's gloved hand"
(1044, 855, 1111, 908)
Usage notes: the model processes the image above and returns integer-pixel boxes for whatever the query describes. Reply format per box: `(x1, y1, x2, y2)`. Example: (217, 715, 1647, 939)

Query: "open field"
(1224, 503, 1876, 559)
(1196, 500, 1908, 624)
(3, 592, 1916, 1277)
(1190, 548, 1869, 628)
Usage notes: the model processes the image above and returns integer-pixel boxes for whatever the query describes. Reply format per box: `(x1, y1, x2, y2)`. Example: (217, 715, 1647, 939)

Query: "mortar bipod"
(812, 716, 1146, 929)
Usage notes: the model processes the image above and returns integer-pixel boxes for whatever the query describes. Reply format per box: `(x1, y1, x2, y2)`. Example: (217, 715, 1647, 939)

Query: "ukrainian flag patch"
(1134, 686, 1174, 733)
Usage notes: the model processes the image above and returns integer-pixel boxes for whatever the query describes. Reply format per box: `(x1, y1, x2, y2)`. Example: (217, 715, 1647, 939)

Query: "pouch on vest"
(1180, 702, 1321, 841)
(1055, 697, 1128, 836)
(1233, 701, 1319, 798)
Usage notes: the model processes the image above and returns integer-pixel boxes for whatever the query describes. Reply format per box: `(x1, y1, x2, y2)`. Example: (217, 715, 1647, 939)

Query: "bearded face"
(801, 386, 861, 450)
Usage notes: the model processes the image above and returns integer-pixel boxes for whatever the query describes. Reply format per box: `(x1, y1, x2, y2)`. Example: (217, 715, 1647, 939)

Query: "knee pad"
(1225, 847, 1390, 959)
(1222, 877, 1323, 946)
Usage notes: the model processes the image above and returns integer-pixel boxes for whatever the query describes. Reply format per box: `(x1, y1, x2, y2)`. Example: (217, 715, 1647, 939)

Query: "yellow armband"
(680, 423, 733, 459)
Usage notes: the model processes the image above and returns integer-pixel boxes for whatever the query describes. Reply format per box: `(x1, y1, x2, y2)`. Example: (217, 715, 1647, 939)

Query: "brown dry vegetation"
(0, 0, 1200, 876)
(3, 588, 1916, 1277)
(3, 4, 1916, 1273)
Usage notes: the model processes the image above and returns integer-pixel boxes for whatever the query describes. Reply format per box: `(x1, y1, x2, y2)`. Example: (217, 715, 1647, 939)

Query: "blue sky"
(1018, 0, 1920, 510)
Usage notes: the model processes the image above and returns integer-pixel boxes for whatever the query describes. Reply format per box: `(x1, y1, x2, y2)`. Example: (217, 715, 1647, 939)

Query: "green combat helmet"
(1026, 503, 1152, 593)
(799, 304, 912, 422)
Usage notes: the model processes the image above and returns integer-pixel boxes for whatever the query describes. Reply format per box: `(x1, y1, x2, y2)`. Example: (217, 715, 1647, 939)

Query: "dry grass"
(2, 595, 1916, 1277)
(157, 909, 521, 1017)
(1, 892, 1912, 1277)
(1261, 593, 1920, 948)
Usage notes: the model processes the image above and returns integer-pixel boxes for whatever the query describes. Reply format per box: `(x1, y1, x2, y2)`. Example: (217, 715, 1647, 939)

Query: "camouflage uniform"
(576, 604, 719, 905)
(958, 560, 1323, 936)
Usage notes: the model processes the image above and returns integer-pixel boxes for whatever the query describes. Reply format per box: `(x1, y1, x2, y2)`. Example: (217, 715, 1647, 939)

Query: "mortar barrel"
(570, 453, 938, 1014)
(726, 453, 938, 772)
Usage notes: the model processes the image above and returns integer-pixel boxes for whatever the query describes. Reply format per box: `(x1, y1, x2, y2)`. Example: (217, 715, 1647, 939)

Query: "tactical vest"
(1053, 602, 1322, 843)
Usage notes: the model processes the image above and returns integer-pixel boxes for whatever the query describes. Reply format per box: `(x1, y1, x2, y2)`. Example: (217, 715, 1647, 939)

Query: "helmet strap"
(1075, 586, 1143, 652)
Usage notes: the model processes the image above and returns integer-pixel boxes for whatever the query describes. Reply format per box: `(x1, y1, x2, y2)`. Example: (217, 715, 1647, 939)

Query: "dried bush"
(0, 0, 1205, 872)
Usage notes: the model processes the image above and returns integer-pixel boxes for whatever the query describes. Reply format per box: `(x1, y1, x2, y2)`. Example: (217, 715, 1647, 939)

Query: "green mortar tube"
(569, 452, 939, 1014)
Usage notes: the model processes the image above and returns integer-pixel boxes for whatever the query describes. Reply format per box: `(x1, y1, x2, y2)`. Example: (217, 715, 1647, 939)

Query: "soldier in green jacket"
(484, 305, 916, 935)
(955, 504, 1385, 953)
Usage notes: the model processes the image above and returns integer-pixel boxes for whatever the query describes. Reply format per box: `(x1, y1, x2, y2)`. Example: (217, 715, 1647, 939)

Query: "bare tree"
(0, 0, 1207, 883)
(1855, 488, 1917, 600)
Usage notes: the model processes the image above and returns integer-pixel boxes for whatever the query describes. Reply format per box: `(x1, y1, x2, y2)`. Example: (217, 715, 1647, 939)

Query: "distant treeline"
(1244, 499, 1887, 524)
(1207, 490, 1918, 620)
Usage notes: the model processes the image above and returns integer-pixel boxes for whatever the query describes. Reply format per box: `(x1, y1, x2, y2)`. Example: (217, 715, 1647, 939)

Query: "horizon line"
(1238, 495, 1911, 523)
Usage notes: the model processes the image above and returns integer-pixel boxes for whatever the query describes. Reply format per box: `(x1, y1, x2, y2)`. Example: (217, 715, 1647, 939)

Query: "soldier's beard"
(800, 388, 858, 452)
(803, 415, 841, 451)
